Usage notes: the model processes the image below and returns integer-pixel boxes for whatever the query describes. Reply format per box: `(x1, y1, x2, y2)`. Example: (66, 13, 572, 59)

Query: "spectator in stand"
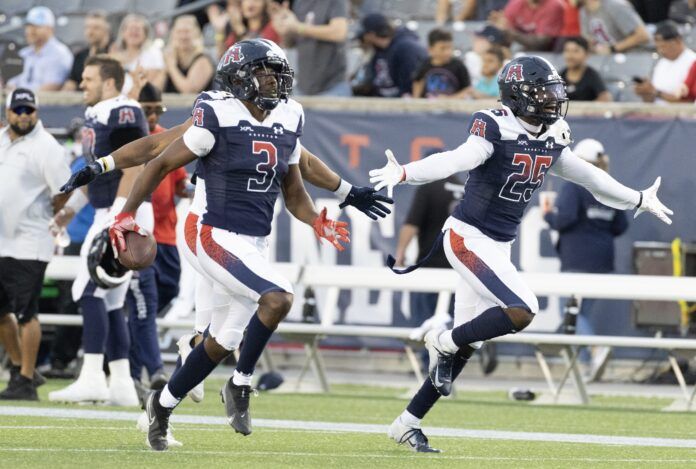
(63, 11, 112, 92)
(471, 46, 505, 98)
(670, 0, 696, 24)
(634, 21, 696, 103)
(488, 0, 565, 51)
(210, 0, 280, 60)
(560, 36, 611, 101)
(271, 0, 351, 96)
(163, 15, 215, 94)
(412, 29, 472, 99)
(629, 0, 673, 24)
(179, 0, 226, 29)
(679, 60, 696, 101)
(560, 0, 581, 38)
(579, 0, 650, 55)
(353, 13, 428, 97)
(7, 7, 73, 91)
(435, 0, 508, 23)
(466, 25, 510, 83)
(110, 14, 166, 93)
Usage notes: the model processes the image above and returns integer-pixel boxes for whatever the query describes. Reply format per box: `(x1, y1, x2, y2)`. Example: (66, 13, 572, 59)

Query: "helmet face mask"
(216, 39, 294, 112)
(87, 229, 130, 289)
(499, 56, 569, 126)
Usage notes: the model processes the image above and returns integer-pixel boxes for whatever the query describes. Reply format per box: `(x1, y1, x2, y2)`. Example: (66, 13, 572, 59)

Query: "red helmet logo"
(221, 44, 244, 66)
(504, 64, 524, 83)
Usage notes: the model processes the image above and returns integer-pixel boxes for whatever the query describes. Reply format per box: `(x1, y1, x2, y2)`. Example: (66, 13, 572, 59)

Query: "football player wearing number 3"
(370, 56, 674, 453)
(112, 39, 350, 451)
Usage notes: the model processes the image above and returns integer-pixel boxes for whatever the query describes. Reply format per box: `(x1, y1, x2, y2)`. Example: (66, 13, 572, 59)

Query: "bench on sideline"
(42, 256, 696, 410)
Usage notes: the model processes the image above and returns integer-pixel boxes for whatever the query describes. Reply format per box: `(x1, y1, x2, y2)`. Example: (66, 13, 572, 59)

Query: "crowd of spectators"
(3, 0, 696, 103)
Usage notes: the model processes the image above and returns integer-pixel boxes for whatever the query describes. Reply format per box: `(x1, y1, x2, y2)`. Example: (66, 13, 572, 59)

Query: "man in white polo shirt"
(0, 89, 71, 400)
(7, 6, 73, 91)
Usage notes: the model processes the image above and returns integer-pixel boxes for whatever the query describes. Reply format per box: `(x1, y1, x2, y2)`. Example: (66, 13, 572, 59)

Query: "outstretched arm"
(551, 148, 673, 224)
(60, 119, 193, 192)
(369, 136, 492, 196)
(110, 137, 198, 252)
(299, 146, 393, 220)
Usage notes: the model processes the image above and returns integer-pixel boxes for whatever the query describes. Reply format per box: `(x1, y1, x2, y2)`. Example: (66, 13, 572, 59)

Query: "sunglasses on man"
(11, 106, 36, 116)
(142, 105, 166, 116)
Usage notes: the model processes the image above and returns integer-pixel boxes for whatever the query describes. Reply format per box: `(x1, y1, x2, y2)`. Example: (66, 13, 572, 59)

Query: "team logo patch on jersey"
(192, 107, 205, 126)
(118, 108, 136, 124)
(220, 44, 244, 67)
(504, 64, 524, 83)
(469, 118, 487, 138)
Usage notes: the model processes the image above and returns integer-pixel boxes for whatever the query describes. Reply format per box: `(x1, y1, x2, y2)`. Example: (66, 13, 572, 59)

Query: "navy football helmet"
(215, 39, 294, 111)
(498, 56, 568, 125)
(88, 228, 130, 289)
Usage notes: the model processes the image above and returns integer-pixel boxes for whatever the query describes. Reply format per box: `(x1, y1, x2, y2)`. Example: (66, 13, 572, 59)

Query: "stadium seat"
(0, 0, 34, 16)
(40, 0, 83, 16)
(598, 53, 657, 82)
(55, 15, 87, 51)
(133, 0, 178, 17)
(81, 0, 134, 15)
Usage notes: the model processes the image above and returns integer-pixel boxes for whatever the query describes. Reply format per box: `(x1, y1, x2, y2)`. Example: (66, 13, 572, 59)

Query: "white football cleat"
(48, 372, 109, 403)
(388, 416, 440, 453)
(137, 411, 183, 447)
(108, 377, 140, 407)
(177, 333, 204, 403)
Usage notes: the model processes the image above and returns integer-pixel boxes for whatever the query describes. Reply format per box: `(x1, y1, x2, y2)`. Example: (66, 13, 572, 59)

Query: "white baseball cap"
(26, 6, 56, 28)
(573, 138, 605, 163)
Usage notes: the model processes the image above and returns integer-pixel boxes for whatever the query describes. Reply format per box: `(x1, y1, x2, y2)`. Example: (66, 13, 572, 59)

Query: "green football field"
(1, 378, 695, 468)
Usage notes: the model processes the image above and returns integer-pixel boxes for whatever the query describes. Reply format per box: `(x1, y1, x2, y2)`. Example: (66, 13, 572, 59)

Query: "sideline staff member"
(0, 89, 71, 400)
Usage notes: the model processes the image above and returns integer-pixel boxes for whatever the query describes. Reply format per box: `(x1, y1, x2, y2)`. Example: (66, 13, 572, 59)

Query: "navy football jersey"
(82, 96, 148, 208)
(183, 95, 304, 237)
(188, 90, 233, 182)
(453, 107, 568, 241)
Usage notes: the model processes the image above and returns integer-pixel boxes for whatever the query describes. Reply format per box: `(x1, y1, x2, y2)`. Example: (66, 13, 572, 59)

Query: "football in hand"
(117, 230, 157, 271)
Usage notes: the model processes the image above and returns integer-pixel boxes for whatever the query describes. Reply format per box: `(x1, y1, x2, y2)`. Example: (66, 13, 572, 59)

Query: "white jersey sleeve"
(288, 139, 301, 165)
(403, 135, 493, 185)
(550, 147, 640, 210)
(183, 126, 215, 157)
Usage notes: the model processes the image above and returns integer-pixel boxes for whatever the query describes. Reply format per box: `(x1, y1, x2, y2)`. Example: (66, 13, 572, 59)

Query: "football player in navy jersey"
(108, 39, 350, 451)
(49, 55, 152, 406)
(370, 56, 673, 452)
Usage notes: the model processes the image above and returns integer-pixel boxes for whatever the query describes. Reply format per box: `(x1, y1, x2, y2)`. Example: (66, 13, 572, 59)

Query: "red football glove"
(312, 207, 350, 252)
(109, 211, 145, 255)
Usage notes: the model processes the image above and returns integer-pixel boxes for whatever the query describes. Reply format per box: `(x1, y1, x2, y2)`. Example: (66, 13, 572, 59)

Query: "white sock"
(81, 353, 104, 376)
(400, 410, 421, 428)
(439, 330, 459, 354)
(108, 359, 132, 382)
(232, 369, 252, 387)
(159, 384, 181, 408)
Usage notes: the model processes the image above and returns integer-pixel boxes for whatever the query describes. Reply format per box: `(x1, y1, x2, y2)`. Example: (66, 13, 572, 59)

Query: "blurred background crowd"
(1, 0, 696, 103)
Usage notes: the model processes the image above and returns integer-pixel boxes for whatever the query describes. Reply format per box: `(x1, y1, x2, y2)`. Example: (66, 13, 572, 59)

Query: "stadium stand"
(54, 15, 88, 51)
(39, 0, 84, 16)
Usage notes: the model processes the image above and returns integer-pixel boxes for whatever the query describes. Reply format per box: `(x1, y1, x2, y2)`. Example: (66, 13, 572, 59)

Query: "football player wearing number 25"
(111, 39, 350, 451)
(370, 56, 673, 453)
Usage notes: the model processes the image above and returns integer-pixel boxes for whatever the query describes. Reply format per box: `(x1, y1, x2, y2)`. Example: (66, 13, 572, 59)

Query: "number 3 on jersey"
(499, 153, 553, 202)
(247, 141, 278, 192)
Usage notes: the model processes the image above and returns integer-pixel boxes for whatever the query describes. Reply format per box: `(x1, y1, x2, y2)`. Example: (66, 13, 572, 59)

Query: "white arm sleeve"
(182, 126, 216, 157)
(402, 135, 493, 185)
(550, 147, 640, 210)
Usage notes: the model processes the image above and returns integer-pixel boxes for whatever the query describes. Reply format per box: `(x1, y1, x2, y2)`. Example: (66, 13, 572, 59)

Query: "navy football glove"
(60, 162, 103, 193)
(339, 185, 393, 220)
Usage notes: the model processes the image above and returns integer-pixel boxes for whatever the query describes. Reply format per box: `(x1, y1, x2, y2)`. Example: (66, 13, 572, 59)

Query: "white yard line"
(1, 406, 696, 449)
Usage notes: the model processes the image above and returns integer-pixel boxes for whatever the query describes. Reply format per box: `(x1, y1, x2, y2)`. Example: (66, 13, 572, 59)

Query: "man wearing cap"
(0, 89, 72, 400)
(634, 20, 696, 103)
(354, 13, 428, 97)
(7, 6, 73, 91)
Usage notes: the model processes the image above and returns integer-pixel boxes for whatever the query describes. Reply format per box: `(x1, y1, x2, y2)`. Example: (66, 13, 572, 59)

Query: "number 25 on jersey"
(499, 153, 553, 202)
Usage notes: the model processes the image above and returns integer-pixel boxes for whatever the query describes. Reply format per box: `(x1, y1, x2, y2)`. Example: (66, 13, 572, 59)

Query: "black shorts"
(0, 257, 48, 324)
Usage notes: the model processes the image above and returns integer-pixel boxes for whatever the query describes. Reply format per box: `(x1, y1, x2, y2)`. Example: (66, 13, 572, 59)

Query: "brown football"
(118, 230, 157, 271)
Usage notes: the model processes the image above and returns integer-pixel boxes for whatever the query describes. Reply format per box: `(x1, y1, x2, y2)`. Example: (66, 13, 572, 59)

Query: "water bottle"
(562, 295, 579, 335)
(302, 286, 317, 323)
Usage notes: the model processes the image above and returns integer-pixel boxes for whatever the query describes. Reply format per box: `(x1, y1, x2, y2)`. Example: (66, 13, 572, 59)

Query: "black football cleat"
(0, 375, 38, 401)
(220, 378, 252, 436)
(388, 417, 441, 453)
(144, 391, 172, 451)
(424, 329, 455, 396)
